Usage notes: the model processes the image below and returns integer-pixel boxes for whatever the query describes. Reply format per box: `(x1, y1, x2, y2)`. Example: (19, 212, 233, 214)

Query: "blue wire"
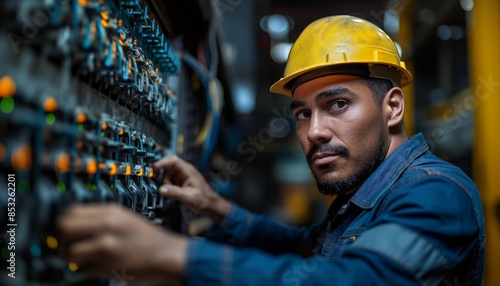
(181, 53, 219, 173)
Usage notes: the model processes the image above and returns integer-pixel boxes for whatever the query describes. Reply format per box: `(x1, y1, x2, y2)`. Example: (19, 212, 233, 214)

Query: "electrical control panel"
(0, 0, 193, 284)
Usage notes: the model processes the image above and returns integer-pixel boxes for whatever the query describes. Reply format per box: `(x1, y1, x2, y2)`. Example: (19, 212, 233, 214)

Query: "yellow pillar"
(467, 1, 500, 285)
(397, 0, 415, 135)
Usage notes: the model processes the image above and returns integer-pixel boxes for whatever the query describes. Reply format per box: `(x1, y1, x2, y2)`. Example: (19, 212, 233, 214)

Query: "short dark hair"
(366, 78, 394, 105)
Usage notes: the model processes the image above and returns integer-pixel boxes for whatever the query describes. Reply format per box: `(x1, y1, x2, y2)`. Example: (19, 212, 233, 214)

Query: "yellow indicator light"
(125, 165, 131, 175)
(43, 97, 58, 112)
(55, 153, 70, 173)
(76, 113, 86, 123)
(109, 163, 117, 175)
(0, 76, 16, 97)
(86, 158, 97, 174)
(11, 144, 32, 170)
(101, 122, 108, 130)
(118, 129, 124, 135)
(148, 168, 153, 177)
(68, 262, 78, 271)
(137, 167, 143, 177)
(46, 236, 58, 249)
(100, 11, 109, 21)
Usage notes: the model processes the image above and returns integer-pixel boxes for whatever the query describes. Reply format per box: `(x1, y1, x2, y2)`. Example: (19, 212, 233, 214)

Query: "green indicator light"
(110, 183, 114, 189)
(101, 131, 105, 137)
(85, 182, 92, 190)
(0, 96, 14, 114)
(46, 113, 56, 125)
(2, 247, 11, 261)
(91, 184, 97, 191)
(57, 182, 66, 192)
(77, 124, 84, 131)
(19, 179, 30, 193)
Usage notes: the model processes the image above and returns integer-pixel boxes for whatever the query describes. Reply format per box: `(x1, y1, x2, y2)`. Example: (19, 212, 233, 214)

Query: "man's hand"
(58, 203, 187, 284)
(153, 155, 230, 224)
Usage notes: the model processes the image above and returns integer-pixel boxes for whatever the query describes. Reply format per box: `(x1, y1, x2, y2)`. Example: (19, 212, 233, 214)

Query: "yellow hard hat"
(270, 15, 413, 96)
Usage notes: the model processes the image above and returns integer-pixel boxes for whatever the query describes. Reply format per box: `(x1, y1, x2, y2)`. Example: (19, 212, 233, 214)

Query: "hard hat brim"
(270, 62, 413, 97)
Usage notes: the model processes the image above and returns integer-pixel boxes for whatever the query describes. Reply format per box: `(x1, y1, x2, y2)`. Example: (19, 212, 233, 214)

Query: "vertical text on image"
(6, 174, 16, 279)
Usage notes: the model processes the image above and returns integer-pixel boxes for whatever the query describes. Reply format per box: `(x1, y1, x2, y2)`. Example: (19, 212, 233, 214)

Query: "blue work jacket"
(184, 133, 485, 285)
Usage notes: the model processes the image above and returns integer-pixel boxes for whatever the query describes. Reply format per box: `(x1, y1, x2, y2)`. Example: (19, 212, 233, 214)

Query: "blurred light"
(30, 244, 42, 257)
(46, 113, 56, 125)
(57, 182, 66, 192)
(460, 0, 474, 11)
(437, 25, 452, 41)
(0, 96, 14, 114)
(260, 14, 293, 38)
(43, 97, 58, 112)
(232, 82, 255, 114)
(222, 43, 237, 66)
(0, 76, 16, 97)
(437, 25, 465, 41)
(271, 42, 293, 64)
(46, 236, 59, 249)
(383, 11, 399, 35)
(68, 262, 78, 271)
(268, 14, 288, 34)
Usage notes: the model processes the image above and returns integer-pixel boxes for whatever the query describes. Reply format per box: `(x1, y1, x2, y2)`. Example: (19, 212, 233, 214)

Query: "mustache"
(306, 144, 348, 164)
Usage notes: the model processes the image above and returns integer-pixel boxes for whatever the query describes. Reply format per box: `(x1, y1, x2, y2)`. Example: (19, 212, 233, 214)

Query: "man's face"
(291, 75, 390, 195)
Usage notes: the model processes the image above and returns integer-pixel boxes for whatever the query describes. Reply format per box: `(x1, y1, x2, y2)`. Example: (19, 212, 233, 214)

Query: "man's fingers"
(152, 155, 197, 185)
(152, 155, 188, 173)
(58, 204, 129, 242)
(159, 184, 189, 202)
(159, 185, 210, 211)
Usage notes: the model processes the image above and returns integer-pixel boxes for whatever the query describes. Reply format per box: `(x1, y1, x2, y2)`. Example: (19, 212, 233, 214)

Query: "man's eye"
(330, 101, 348, 110)
(295, 110, 310, 120)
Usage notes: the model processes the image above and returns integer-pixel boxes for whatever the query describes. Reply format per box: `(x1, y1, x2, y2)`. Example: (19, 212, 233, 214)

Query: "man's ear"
(383, 87, 405, 129)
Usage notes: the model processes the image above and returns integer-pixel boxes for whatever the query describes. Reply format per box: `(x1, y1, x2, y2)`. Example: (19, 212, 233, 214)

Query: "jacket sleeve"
(184, 175, 482, 286)
(204, 204, 326, 255)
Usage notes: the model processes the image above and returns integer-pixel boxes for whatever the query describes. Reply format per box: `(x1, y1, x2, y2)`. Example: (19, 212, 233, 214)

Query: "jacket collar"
(350, 133, 429, 209)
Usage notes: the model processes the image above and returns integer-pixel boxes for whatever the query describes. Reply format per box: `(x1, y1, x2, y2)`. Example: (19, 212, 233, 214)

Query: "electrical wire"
(181, 52, 222, 173)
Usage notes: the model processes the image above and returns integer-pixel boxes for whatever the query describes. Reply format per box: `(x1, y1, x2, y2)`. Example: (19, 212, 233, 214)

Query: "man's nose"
(307, 111, 332, 144)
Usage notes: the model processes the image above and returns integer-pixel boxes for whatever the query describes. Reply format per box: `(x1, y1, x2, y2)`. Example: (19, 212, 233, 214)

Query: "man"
(58, 15, 485, 285)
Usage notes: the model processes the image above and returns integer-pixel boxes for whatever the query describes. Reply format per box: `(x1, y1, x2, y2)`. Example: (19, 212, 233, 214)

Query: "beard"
(308, 131, 388, 196)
